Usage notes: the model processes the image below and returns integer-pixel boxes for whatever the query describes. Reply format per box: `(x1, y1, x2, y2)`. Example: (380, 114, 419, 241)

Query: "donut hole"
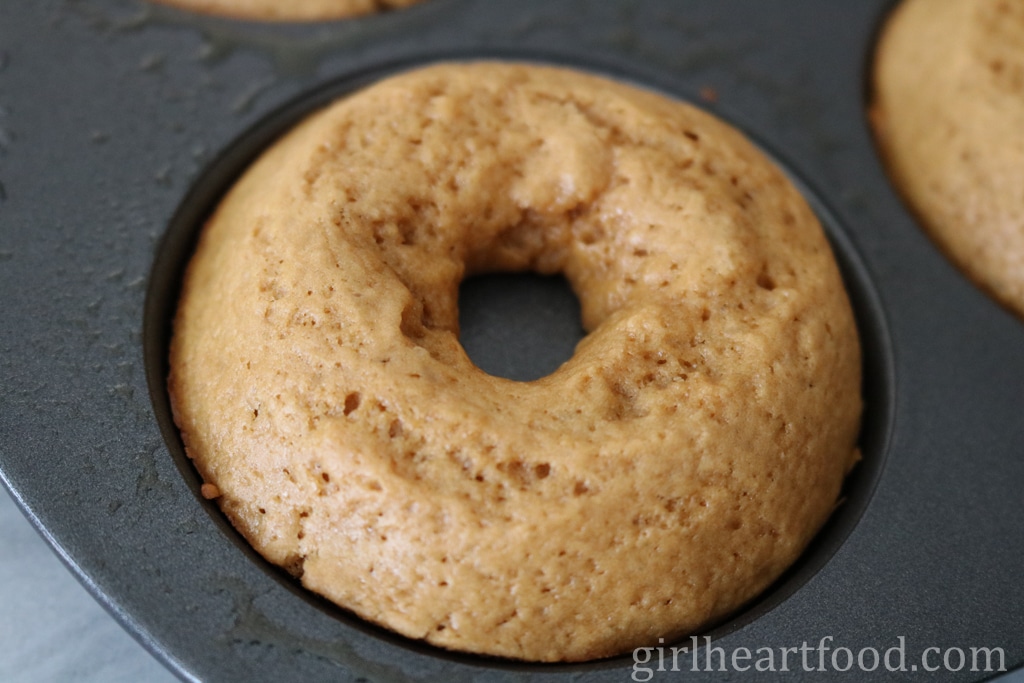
(458, 272, 585, 382)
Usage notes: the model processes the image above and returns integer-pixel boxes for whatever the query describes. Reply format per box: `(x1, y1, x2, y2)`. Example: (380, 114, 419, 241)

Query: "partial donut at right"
(870, 0, 1024, 318)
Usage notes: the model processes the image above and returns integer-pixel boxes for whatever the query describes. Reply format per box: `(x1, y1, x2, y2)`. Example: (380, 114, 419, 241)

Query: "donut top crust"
(151, 0, 422, 21)
(871, 0, 1024, 317)
(169, 62, 862, 661)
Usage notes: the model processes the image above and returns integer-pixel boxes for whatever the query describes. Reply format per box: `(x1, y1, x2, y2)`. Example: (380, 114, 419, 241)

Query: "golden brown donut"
(151, 0, 422, 22)
(169, 62, 862, 661)
(871, 0, 1024, 318)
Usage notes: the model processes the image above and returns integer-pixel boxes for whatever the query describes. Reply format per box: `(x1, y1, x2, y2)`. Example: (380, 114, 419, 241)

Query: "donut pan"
(1, 0, 1022, 681)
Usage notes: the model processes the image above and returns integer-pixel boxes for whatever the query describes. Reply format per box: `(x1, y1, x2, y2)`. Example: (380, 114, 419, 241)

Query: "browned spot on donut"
(343, 392, 361, 416)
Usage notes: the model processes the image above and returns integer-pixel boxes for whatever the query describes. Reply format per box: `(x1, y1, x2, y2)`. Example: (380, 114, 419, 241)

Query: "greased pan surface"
(0, 1, 1022, 681)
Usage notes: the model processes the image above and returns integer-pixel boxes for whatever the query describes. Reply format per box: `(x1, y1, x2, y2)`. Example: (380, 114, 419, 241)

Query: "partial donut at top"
(169, 62, 863, 661)
(151, 0, 422, 22)
(871, 0, 1024, 318)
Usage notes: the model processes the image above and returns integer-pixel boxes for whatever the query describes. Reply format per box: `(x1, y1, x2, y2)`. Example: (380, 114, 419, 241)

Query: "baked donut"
(169, 62, 862, 661)
(151, 0, 422, 22)
(871, 0, 1024, 318)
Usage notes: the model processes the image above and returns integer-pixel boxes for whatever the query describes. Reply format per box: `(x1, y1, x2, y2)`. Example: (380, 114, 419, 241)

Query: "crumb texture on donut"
(169, 62, 862, 662)
(151, 0, 422, 21)
(871, 0, 1024, 317)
